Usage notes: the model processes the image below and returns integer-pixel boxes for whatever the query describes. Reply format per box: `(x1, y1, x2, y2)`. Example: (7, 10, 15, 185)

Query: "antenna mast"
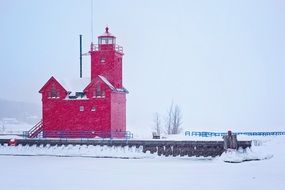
(91, 0, 94, 42)
(79, 0, 93, 78)
(79, 35, 83, 78)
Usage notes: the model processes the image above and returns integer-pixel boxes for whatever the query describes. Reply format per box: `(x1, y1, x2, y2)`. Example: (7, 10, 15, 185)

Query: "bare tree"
(171, 105, 183, 134)
(165, 102, 183, 135)
(165, 102, 174, 135)
(153, 112, 161, 136)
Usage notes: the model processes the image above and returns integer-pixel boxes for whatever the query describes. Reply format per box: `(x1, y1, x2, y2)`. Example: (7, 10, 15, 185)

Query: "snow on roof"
(53, 75, 127, 94)
(98, 75, 129, 93)
(116, 88, 129, 93)
(98, 75, 115, 91)
(58, 77, 91, 93)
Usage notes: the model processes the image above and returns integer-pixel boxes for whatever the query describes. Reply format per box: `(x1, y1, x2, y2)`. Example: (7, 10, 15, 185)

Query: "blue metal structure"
(185, 131, 285, 137)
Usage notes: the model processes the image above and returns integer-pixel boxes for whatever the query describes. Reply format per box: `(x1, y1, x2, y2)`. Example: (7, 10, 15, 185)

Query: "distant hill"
(0, 98, 41, 124)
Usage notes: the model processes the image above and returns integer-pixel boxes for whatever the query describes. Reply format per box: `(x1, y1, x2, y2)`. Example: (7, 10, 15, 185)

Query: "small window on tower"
(100, 58, 106, 63)
(102, 38, 108, 44)
(100, 37, 114, 44)
(91, 106, 96, 112)
(79, 106, 84, 112)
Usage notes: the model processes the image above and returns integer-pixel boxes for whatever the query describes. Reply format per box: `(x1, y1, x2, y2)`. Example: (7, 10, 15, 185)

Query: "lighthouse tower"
(90, 27, 124, 88)
(33, 27, 128, 138)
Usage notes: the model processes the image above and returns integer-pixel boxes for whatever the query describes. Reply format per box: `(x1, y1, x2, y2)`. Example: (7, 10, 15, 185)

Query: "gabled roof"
(98, 75, 116, 90)
(40, 75, 128, 95)
(84, 75, 128, 93)
(39, 76, 67, 93)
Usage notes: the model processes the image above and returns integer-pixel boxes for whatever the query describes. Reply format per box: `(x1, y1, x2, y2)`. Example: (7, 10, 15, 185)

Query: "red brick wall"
(42, 81, 112, 138)
(90, 44, 123, 88)
(111, 92, 126, 138)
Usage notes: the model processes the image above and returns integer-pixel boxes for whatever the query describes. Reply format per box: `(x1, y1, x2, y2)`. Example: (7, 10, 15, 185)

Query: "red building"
(29, 27, 128, 138)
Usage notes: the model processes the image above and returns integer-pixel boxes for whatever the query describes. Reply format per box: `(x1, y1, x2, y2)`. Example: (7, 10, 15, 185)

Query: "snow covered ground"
(0, 136, 284, 190)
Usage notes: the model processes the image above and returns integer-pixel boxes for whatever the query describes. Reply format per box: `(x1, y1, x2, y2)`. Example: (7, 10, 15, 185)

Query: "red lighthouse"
(30, 27, 128, 138)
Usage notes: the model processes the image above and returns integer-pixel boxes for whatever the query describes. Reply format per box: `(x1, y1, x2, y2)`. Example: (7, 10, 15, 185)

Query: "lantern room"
(98, 27, 116, 45)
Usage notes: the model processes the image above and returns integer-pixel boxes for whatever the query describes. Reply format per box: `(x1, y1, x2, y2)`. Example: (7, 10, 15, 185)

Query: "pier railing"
(185, 131, 285, 137)
(22, 130, 133, 140)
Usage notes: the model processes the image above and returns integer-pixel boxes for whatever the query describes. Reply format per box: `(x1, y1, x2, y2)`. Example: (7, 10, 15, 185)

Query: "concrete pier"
(0, 138, 252, 157)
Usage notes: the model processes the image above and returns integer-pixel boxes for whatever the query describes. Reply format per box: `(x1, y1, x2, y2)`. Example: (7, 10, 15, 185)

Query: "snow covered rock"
(220, 145, 273, 163)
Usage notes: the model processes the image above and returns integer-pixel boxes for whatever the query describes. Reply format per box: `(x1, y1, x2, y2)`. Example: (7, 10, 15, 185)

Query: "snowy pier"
(0, 138, 251, 157)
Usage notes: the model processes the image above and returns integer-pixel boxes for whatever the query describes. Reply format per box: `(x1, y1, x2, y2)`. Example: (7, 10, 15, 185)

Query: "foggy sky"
(1, 0, 285, 133)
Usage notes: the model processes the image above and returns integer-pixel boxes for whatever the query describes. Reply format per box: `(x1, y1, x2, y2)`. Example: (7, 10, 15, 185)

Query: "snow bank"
(0, 144, 156, 159)
(220, 136, 285, 163)
(220, 147, 273, 163)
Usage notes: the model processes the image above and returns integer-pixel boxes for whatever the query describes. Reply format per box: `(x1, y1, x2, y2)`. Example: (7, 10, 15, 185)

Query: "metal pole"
(80, 34, 82, 78)
(91, 0, 94, 42)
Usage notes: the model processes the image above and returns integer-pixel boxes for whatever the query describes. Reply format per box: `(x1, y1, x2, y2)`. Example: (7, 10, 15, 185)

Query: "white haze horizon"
(1, 0, 285, 133)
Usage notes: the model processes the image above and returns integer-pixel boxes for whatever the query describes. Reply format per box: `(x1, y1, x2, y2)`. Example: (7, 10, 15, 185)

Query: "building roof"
(39, 75, 128, 99)
(98, 75, 115, 90)
(83, 75, 128, 94)
(58, 77, 90, 100)
(39, 76, 67, 93)
(59, 77, 90, 94)
(98, 75, 128, 93)
(98, 27, 115, 38)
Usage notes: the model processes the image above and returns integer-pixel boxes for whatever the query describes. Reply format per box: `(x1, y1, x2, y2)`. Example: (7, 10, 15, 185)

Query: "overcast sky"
(1, 0, 285, 133)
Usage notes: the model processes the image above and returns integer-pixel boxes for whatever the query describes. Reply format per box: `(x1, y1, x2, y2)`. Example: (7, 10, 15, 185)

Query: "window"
(102, 91, 106, 97)
(99, 37, 114, 45)
(48, 84, 59, 98)
(91, 106, 96, 112)
(93, 83, 106, 98)
(100, 58, 106, 63)
(79, 106, 84, 112)
(96, 84, 101, 96)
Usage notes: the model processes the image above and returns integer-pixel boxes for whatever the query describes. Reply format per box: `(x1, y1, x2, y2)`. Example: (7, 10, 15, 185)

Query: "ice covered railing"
(185, 131, 285, 137)
(90, 43, 123, 53)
